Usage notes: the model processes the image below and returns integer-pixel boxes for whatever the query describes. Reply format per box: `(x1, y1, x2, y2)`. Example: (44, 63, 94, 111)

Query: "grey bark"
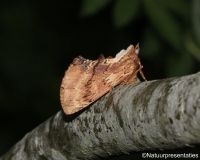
(1, 72, 200, 160)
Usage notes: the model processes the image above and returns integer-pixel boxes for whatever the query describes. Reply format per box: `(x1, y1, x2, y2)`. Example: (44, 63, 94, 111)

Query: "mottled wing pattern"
(60, 44, 144, 115)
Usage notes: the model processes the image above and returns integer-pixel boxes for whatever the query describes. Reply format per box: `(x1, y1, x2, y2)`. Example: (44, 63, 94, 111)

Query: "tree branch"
(1, 72, 200, 160)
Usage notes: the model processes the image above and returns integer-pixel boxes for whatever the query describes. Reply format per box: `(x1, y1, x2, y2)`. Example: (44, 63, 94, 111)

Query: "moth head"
(135, 43, 140, 55)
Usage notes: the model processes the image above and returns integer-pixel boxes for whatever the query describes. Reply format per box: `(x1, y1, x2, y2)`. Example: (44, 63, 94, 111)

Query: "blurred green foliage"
(81, 0, 111, 16)
(112, 0, 140, 27)
(0, 0, 199, 156)
(81, 0, 200, 76)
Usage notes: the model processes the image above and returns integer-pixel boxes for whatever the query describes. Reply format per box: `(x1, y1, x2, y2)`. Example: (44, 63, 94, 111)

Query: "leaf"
(142, 28, 162, 58)
(143, 0, 182, 50)
(192, 0, 200, 46)
(162, 0, 189, 17)
(185, 34, 200, 61)
(80, 0, 111, 16)
(113, 0, 140, 27)
(166, 52, 194, 76)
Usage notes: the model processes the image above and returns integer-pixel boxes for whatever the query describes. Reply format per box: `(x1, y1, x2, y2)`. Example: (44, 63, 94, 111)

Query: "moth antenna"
(139, 69, 147, 81)
(135, 43, 140, 55)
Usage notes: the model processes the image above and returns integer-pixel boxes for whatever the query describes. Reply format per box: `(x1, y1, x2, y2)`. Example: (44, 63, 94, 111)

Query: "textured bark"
(1, 72, 200, 160)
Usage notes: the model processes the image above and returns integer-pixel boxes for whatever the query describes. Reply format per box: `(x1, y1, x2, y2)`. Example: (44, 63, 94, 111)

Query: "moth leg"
(139, 69, 147, 81)
(121, 67, 146, 85)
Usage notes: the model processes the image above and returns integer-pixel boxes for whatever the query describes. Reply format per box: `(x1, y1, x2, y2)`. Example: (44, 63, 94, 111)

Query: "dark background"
(0, 0, 200, 157)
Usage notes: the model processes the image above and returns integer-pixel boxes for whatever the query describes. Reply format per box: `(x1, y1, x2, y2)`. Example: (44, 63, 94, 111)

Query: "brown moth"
(60, 44, 146, 115)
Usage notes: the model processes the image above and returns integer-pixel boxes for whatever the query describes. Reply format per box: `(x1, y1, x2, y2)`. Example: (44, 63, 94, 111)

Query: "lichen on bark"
(1, 72, 200, 160)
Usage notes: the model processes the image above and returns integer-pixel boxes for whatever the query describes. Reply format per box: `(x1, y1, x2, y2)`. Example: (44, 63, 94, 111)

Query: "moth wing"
(60, 58, 98, 114)
(60, 44, 145, 115)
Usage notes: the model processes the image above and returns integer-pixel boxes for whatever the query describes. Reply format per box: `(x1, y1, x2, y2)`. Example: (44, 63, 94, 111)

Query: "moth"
(60, 44, 146, 115)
